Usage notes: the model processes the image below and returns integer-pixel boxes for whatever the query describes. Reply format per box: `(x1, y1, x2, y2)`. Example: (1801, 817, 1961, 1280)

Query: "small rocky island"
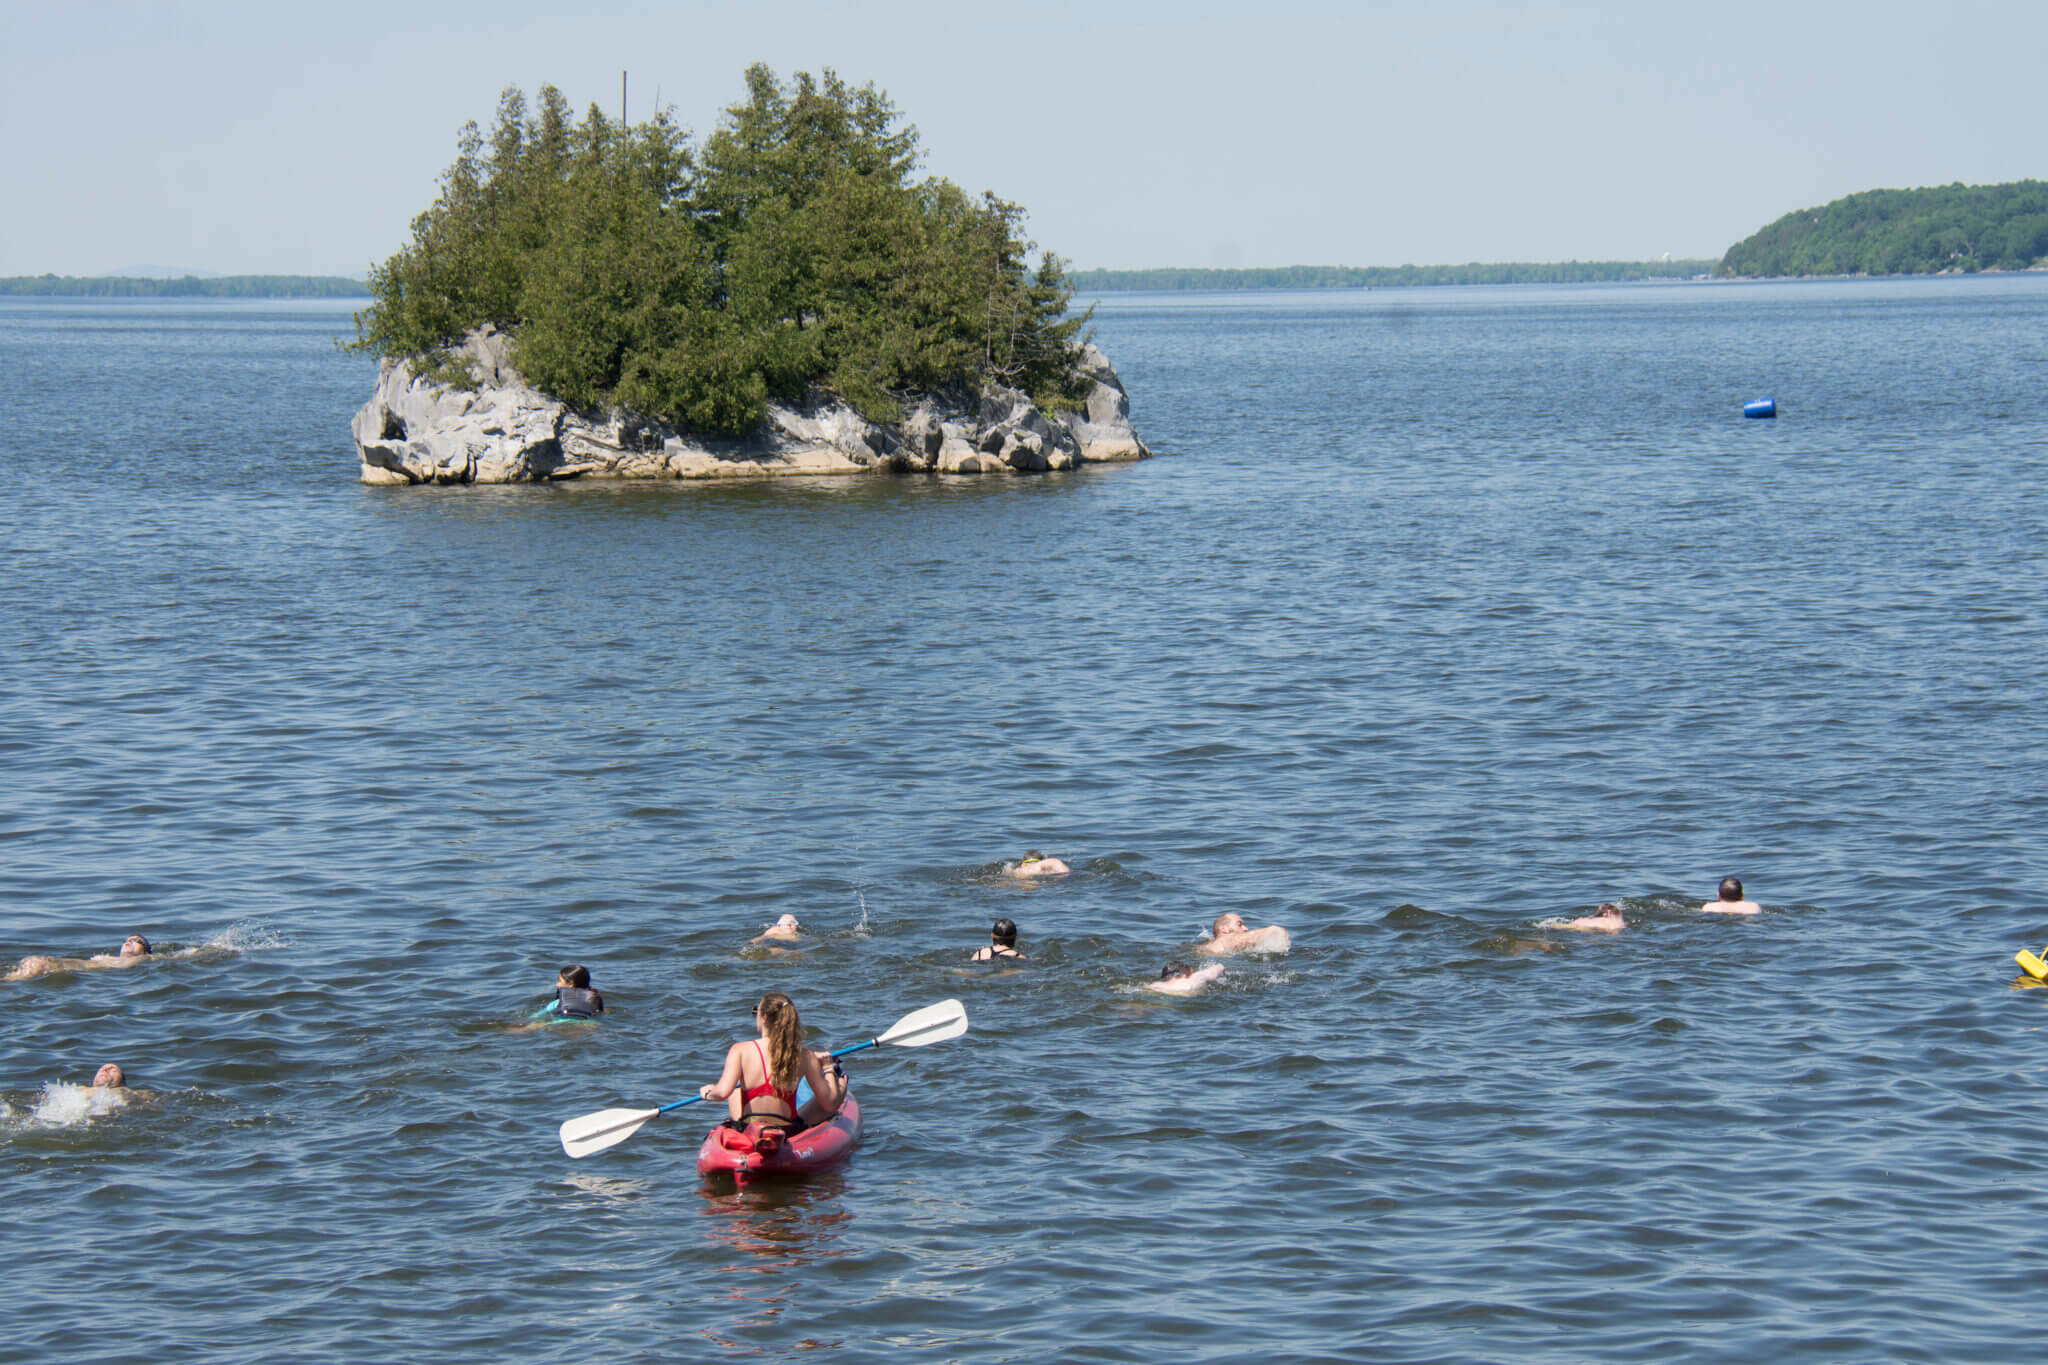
(353, 327, 1146, 484)
(349, 68, 1146, 485)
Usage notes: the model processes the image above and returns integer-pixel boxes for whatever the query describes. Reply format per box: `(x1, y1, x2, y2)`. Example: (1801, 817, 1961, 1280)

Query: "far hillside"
(1071, 261, 1716, 291)
(0, 274, 369, 298)
(1721, 181, 2048, 277)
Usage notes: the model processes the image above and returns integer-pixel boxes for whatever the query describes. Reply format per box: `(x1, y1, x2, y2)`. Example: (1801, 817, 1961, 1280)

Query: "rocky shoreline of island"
(351, 326, 1149, 485)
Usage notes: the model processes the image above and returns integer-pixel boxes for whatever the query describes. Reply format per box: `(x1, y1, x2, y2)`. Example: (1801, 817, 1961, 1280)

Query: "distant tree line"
(350, 66, 1087, 435)
(1721, 181, 2048, 276)
(1070, 261, 1718, 291)
(0, 274, 369, 297)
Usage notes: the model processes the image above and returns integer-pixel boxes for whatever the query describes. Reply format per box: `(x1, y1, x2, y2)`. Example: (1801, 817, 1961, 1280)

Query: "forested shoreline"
(0, 274, 367, 297)
(1071, 261, 1718, 291)
(16, 179, 2045, 308)
(1722, 181, 2048, 277)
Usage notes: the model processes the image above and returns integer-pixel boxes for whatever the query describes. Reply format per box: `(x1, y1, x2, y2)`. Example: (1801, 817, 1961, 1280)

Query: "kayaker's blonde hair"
(756, 992, 803, 1089)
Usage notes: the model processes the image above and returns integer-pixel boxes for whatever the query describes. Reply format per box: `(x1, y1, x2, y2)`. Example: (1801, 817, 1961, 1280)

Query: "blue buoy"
(1743, 397, 1777, 419)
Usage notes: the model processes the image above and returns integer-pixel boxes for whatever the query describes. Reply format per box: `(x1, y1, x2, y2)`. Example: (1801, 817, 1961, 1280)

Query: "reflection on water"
(697, 1174, 854, 1272)
(692, 1180, 854, 1352)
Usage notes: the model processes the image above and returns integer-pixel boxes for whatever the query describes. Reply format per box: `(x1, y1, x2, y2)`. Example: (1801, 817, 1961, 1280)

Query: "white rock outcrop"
(352, 330, 1149, 485)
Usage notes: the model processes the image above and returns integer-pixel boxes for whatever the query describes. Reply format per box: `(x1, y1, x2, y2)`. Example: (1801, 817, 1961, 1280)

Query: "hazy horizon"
(4, 1, 2042, 279)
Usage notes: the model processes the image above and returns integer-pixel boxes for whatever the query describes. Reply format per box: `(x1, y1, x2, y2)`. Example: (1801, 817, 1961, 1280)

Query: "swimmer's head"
(1159, 961, 1193, 981)
(558, 964, 590, 988)
(1718, 877, 1743, 902)
(119, 935, 151, 958)
(773, 914, 802, 933)
(1021, 851, 1043, 864)
(1597, 903, 1621, 916)
(1211, 913, 1246, 938)
(991, 918, 1017, 948)
(93, 1063, 125, 1088)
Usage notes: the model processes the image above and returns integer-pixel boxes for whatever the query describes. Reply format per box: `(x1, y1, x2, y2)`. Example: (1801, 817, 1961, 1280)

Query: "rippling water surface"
(4, 278, 2047, 1362)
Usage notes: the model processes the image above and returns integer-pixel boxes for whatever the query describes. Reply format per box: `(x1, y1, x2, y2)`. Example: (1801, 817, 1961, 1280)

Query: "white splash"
(29, 1082, 127, 1127)
(209, 921, 290, 953)
(853, 889, 872, 938)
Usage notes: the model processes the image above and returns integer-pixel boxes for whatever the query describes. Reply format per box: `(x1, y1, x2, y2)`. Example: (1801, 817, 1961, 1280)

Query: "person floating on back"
(5, 934, 154, 982)
(1197, 912, 1291, 956)
(1009, 851, 1070, 878)
(1540, 903, 1626, 934)
(1700, 877, 1762, 915)
(971, 918, 1025, 962)
(1145, 960, 1225, 996)
(535, 964, 605, 1022)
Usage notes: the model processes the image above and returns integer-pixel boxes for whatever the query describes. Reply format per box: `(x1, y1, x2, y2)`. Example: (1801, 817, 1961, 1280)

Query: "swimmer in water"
(1196, 913, 1291, 957)
(751, 914, 806, 945)
(970, 918, 1024, 962)
(1539, 903, 1625, 934)
(1144, 961, 1225, 996)
(5, 934, 155, 982)
(1700, 877, 1762, 915)
(1009, 851, 1070, 878)
(541, 964, 605, 1021)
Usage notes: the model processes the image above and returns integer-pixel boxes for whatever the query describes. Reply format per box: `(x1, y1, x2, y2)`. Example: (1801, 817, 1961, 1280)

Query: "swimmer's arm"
(9, 955, 85, 979)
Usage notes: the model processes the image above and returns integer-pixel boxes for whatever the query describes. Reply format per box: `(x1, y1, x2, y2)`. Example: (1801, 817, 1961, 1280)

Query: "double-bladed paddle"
(557, 998, 969, 1159)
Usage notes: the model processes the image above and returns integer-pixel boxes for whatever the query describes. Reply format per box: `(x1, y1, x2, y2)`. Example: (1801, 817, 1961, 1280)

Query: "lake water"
(3, 277, 2046, 1363)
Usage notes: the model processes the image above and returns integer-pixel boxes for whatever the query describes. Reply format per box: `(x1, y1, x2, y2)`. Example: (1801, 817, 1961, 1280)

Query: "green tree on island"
(351, 66, 1089, 435)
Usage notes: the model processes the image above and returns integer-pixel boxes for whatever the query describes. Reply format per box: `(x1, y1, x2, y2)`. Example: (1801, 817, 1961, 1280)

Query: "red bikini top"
(739, 1040, 799, 1109)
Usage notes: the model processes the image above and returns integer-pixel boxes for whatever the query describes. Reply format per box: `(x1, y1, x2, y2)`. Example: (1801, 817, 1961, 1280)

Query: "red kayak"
(695, 1091, 862, 1187)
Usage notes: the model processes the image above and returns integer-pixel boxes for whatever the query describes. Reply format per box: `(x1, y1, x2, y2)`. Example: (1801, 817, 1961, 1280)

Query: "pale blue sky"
(4, 0, 2043, 277)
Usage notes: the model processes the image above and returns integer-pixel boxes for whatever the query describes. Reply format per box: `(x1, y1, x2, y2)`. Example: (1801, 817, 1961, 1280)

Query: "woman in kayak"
(701, 992, 845, 1134)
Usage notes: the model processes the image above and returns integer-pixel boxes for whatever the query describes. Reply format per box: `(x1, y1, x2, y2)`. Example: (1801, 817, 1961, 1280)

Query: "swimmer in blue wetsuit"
(533, 964, 605, 1022)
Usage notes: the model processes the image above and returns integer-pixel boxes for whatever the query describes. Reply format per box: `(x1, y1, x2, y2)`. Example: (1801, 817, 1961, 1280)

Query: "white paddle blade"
(559, 1106, 660, 1159)
(876, 998, 968, 1049)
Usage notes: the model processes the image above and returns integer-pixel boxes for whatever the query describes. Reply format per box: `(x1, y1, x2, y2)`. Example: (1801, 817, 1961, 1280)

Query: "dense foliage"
(1721, 181, 2048, 277)
(1070, 261, 1717, 291)
(352, 67, 1087, 433)
(0, 274, 367, 297)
